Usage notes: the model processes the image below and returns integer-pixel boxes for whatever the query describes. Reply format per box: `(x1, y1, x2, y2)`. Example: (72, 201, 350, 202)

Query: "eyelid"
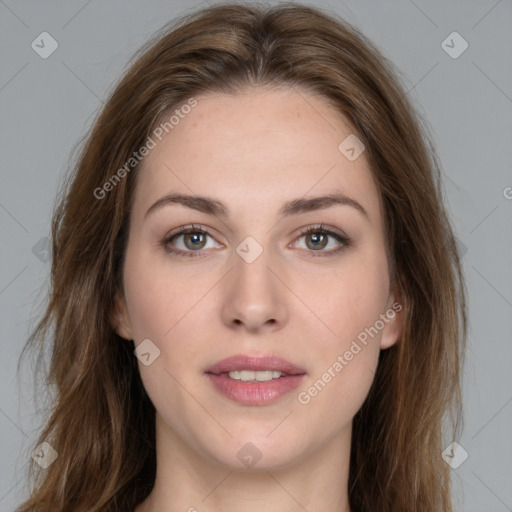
(289, 223, 352, 255)
(293, 223, 349, 243)
(161, 223, 223, 256)
(163, 223, 217, 241)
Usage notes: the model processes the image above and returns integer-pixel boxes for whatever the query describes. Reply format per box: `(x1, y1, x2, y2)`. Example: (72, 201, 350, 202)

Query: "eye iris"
(184, 232, 206, 250)
(306, 232, 327, 250)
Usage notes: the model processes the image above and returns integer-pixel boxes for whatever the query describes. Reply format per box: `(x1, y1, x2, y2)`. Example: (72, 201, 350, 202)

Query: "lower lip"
(206, 373, 306, 405)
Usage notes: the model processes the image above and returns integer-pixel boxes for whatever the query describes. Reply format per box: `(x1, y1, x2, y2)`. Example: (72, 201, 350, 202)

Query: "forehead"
(132, 86, 382, 224)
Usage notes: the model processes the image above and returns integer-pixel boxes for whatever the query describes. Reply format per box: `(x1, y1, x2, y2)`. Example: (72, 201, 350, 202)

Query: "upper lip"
(206, 355, 306, 376)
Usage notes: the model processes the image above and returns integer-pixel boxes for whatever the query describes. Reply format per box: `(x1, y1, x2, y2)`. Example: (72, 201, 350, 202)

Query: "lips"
(205, 354, 307, 405)
(205, 354, 306, 376)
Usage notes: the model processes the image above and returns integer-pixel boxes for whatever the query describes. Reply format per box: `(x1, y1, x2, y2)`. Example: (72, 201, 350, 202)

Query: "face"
(113, 86, 403, 470)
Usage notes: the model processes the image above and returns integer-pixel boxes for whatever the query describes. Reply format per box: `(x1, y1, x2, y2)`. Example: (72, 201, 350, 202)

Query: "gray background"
(1, 0, 511, 510)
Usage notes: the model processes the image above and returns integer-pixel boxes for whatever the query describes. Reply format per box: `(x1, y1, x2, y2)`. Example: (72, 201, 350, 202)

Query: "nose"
(221, 242, 289, 333)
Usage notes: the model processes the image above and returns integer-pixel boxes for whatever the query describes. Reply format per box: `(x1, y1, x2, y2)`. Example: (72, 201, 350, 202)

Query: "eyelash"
(160, 223, 352, 259)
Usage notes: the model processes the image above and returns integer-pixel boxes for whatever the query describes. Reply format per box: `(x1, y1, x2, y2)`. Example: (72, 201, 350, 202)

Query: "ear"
(110, 290, 133, 340)
(379, 289, 405, 350)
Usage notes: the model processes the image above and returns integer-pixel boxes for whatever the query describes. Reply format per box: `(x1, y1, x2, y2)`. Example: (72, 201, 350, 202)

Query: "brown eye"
(293, 224, 352, 257)
(161, 225, 222, 258)
(182, 231, 208, 250)
(304, 231, 329, 250)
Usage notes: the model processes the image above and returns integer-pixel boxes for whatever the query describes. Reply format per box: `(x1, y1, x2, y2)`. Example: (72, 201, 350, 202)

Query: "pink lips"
(206, 355, 306, 376)
(205, 355, 307, 405)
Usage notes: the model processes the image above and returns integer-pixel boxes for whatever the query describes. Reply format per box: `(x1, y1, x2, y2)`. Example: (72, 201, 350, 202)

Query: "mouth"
(206, 354, 306, 376)
(205, 355, 307, 405)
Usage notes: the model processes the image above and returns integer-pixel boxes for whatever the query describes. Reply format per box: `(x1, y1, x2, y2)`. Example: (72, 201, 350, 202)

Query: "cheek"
(122, 244, 211, 340)
(294, 248, 388, 414)
(297, 273, 386, 425)
(298, 351, 379, 434)
(122, 248, 206, 420)
(122, 247, 217, 393)
(303, 248, 390, 347)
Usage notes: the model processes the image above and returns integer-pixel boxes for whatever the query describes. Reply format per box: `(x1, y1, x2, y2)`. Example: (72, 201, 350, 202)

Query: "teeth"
(228, 370, 283, 381)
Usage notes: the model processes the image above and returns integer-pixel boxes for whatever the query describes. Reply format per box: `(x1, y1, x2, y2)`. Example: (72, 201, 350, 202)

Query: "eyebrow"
(144, 192, 369, 221)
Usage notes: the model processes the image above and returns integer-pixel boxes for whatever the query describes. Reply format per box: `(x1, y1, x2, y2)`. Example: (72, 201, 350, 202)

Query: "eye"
(160, 223, 352, 259)
(291, 224, 352, 257)
(161, 224, 222, 258)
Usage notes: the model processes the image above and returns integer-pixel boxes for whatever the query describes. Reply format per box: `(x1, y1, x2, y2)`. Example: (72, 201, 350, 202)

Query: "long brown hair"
(18, 3, 467, 511)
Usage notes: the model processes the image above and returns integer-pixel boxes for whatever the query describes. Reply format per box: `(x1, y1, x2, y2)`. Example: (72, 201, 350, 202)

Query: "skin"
(113, 86, 403, 512)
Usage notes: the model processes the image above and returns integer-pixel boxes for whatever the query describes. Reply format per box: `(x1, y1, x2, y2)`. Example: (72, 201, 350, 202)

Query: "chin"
(199, 428, 312, 472)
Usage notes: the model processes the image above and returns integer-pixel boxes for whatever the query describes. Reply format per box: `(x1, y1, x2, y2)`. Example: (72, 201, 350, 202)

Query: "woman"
(18, 3, 467, 511)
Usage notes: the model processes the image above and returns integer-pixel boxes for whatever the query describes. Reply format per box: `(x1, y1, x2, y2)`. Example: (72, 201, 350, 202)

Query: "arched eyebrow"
(144, 192, 369, 221)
